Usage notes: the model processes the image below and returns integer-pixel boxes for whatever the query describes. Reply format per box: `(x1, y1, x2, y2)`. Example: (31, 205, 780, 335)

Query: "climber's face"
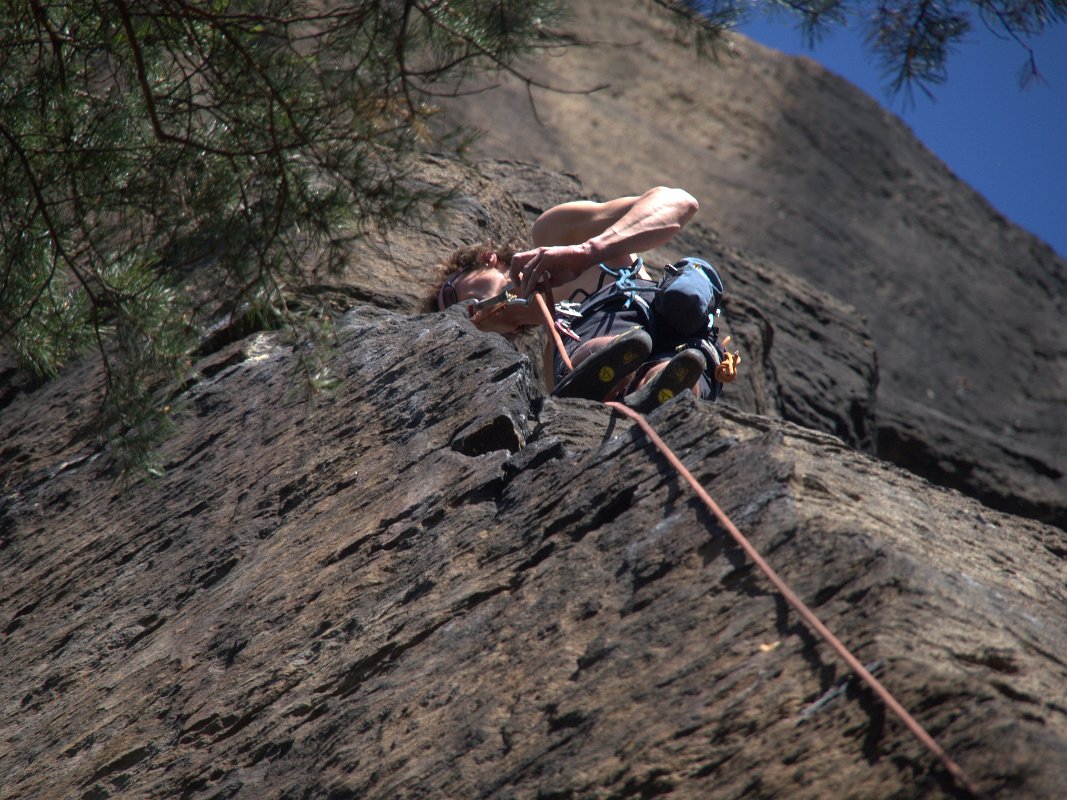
(452, 265, 508, 304)
(437, 251, 509, 309)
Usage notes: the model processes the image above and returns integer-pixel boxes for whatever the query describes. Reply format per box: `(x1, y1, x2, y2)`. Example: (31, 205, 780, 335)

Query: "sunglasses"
(437, 267, 472, 310)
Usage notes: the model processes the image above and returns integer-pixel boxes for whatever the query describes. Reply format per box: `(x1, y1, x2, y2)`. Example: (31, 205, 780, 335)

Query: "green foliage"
(778, 0, 1067, 98)
(0, 0, 561, 474)
(649, 0, 739, 58)
(667, 0, 1066, 98)
(5, 0, 1058, 475)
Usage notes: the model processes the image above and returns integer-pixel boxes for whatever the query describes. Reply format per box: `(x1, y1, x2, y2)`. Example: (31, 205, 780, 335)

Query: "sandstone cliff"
(5, 1, 1067, 795)
(436, 0, 1067, 530)
(2, 157, 1066, 799)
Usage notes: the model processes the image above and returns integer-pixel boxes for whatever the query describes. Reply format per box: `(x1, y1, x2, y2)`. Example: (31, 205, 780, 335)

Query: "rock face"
(3, 7, 1067, 795)
(3, 280, 1066, 799)
(435, 0, 1067, 529)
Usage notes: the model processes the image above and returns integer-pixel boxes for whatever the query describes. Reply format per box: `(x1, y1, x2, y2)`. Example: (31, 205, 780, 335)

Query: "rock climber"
(430, 186, 736, 410)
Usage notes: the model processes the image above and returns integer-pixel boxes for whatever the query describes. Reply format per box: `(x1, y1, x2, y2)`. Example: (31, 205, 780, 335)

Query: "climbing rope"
(604, 401, 986, 800)
(534, 292, 573, 373)
(531, 290, 985, 799)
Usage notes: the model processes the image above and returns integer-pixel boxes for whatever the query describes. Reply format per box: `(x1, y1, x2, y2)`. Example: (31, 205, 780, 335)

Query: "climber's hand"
(510, 244, 594, 298)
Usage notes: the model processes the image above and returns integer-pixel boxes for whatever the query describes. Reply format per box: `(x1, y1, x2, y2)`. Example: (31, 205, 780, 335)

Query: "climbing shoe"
(552, 327, 653, 402)
(622, 348, 706, 413)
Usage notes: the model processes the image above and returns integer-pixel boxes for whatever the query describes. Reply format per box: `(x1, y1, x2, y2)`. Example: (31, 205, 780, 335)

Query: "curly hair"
(422, 239, 523, 312)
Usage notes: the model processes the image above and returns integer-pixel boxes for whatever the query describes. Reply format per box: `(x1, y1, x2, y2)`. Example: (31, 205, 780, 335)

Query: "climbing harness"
(536, 259, 736, 396)
(531, 288, 986, 800)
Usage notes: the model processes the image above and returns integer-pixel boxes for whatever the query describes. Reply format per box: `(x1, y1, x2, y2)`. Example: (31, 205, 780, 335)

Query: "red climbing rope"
(531, 286, 984, 797)
(534, 292, 573, 373)
(527, 285, 984, 797)
(604, 400, 987, 800)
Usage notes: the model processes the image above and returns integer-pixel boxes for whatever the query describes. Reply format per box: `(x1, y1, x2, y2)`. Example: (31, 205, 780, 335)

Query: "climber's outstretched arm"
(510, 186, 698, 297)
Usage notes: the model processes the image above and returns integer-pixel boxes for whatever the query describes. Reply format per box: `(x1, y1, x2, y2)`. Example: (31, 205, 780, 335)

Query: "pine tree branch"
(112, 0, 306, 158)
(0, 121, 113, 392)
(27, 0, 67, 89)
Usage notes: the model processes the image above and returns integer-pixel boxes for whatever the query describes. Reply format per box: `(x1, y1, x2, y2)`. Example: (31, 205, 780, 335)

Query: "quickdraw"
(465, 284, 523, 318)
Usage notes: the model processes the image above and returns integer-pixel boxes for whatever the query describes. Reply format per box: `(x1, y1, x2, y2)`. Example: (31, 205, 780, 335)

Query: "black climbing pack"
(651, 256, 725, 338)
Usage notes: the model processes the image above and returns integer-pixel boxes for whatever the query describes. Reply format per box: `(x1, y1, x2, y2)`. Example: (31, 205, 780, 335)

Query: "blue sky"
(736, 13, 1067, 258)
